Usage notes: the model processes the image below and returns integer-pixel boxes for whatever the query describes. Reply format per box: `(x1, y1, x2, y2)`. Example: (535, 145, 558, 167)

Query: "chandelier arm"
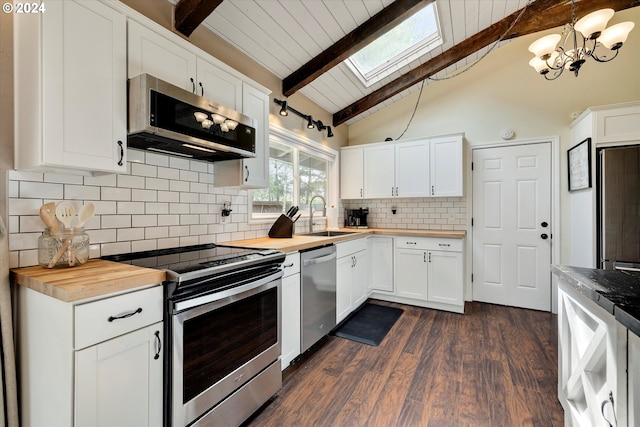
(544, 68, 564, 80)
(591, 47, 620, 63)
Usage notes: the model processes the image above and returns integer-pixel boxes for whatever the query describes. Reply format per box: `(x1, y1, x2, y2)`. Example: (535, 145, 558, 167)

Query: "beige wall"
(0, 8, 13, 221)
(120, 0, 347, 152)
(347, 7, 640, 264)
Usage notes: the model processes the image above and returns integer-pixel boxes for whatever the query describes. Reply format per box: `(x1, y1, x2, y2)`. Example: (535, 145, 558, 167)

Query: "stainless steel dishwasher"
(301, 244, 337, 353)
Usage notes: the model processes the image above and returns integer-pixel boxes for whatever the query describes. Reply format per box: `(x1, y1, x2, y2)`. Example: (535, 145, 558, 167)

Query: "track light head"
(307, 115, 314, 129)
(326, 126, 334, 138)
(279, 100, 288, 116)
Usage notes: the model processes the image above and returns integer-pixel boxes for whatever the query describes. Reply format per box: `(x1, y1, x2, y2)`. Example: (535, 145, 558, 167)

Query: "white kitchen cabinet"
(395, 139, 431, 197)
(384, 236, 464, 313)
(364, 144, 396, 198)
(336, 239, 368, 323)
(75, 323, 163, 427)
(557, 281, 628, 427)
(629, 331, 640, 427)
(367, 236, 394, 292)
(17, 284, 164, 427)
(214, 83, 270, 189)
(340, 146, 365, 199)
(430, 134, 463, 197)
(195, 57, 243, 109)
(14, 0, 127, 174)
(281, 252, 301, 370)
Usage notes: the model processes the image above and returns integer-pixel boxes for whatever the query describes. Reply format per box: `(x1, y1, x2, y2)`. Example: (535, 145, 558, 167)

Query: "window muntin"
(252, 141, 294, 215)
(346, 4, 442, 87)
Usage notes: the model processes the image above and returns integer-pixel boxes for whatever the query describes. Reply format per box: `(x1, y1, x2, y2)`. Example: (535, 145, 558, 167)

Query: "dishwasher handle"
(303, 252, 337, 266)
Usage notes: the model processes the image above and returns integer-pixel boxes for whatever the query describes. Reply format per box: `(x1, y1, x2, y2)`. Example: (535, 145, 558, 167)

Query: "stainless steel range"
(103, 244, 285, 427)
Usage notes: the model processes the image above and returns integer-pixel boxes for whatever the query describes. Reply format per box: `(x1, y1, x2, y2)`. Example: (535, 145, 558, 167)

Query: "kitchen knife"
(286, 206, 295, 218)
(293, 213, 301, 222)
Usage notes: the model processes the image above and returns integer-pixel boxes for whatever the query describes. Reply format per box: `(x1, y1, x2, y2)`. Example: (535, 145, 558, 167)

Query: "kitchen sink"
(303, 231, 358, 237)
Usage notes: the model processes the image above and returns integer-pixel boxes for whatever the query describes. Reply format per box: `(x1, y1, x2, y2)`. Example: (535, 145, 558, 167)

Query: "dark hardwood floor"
(246, 300, 564, 427)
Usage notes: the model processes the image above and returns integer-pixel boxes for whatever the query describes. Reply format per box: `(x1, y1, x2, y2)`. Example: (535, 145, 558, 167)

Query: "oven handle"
(174, 269, 283, 313)
(302, 252, 336, 266)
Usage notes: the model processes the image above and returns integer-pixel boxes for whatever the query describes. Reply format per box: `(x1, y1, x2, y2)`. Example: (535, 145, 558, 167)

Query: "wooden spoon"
(39, 202, 59, 232)
(55, 202, 76, 230)
(75, 202, 95, 228)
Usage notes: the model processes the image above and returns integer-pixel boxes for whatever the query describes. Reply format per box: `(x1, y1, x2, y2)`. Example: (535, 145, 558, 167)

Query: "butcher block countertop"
(224, 228, 466, 253)
(11, 259, 166, 303)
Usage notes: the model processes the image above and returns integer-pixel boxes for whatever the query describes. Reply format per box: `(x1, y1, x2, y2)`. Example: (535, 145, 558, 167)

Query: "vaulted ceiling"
(173, 0, 639, 126)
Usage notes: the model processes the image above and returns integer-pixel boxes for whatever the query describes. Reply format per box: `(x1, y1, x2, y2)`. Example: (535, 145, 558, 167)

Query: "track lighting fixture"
(273, 98, 334, 138)
(279, 100, 288, 116)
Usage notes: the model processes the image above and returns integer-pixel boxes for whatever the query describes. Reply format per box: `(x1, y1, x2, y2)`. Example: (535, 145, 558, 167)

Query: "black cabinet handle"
(154, 330, 161, 360)
(245, 165, 250, 182)
(108, 307, 142, 322)
(199, 82, 204, 96)
(541, 221, 549, 227)
(117, 141, 124, 166)
(541, 233, 548, 240)
(190, 77, 195, 93)
(600, 391, 615, 427)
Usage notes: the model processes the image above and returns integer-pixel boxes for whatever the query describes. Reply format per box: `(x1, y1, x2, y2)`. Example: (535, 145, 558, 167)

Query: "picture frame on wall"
(568, 138, 591, 191)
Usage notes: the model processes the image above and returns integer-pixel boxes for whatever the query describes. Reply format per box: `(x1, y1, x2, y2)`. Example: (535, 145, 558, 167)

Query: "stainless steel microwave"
(128, 74, 256, 161)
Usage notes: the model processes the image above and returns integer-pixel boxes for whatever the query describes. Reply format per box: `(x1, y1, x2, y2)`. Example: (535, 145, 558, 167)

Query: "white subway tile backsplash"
(117, 228, 145, 242)
(102, 187, 132, 201)
(157, 237, 180, 249)
(102, 215, 132, 229)
(101, 241, 132, 257)
(19, 182, 63, 199)
(44, 173, 84, 185)
(9, 232, 40, 251)
(117, 174, 146, 189)
(158, 214, 180, 227)
(145, 152, 169, 167)
(145, 227, 169, 239)
(179, 170, 199, 182)
(169, 156, 190, 171)
(145, 203, 169, 215)
(65, 185, 101, 201)
(180, 193, 199, 204)
(127, 149, 145, 163)
(131, 163, 157, 178)
(158, 166, 180, 180)
(88, 229, 117, 244)
(170, 203, 190, 215)
(190, 160, 208, 173)
(170, 180, 190, 192)
(158, 191, 179, 203)
(9, 198, 42, 216)
(145, 177, 169, 191)
(132, 189, 157, 202)
(131, 240, 157, 253)
(20, 216, 45, 233)
(83, 174, 116, 187)
(169, 225, 190, 238)
(8, 170, 43, 182)
(118, 201, 145, 215)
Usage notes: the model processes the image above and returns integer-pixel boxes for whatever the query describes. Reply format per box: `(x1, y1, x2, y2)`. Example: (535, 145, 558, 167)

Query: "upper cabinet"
(14, 0, 127, 174)
(340, 134, 463, 199)
(128, 19, 270, 189)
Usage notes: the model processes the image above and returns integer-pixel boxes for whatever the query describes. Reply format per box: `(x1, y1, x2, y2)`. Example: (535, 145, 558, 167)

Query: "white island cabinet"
(18, 284, 163, 427)
(14, 0, 127, 174)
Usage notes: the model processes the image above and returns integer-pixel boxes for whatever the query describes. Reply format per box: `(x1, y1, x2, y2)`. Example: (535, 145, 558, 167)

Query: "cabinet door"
(340, 147, 364, 199)
(430, 135, 463, 197)
(427, 250, 463, 306)
(630, 332, 640, 427)
(281, 273, 301, 370)
(368, 236, 394, 292)
(364, 145, 395, 198)
(240, 83, 269, 188)
(395, 140, 430, 197)
(395, 249, 428, 300)
(352, 251, 368, 308)
(75, 323, 163, 427)
(128, 20, 197, 91)
(336, 255, 354, 323)
(196, 57, 243, 109)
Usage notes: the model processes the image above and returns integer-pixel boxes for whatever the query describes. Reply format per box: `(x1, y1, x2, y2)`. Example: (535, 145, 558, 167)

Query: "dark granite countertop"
(552, 265, 640, 338)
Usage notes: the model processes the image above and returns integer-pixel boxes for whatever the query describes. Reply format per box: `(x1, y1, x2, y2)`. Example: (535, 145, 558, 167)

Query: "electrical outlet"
(220, 215, 227, 225)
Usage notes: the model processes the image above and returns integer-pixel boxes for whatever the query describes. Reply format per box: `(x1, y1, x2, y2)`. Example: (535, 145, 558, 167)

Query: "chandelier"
(528, 2, 634, 80)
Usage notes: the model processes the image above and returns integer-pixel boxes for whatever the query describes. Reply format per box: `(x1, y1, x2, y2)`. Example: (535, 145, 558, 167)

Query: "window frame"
(250, 124, 338, 222)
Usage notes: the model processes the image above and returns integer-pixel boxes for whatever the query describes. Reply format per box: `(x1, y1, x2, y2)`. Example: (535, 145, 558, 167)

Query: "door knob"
(541, 233, 548, 240)
(541, 221, 548, 227)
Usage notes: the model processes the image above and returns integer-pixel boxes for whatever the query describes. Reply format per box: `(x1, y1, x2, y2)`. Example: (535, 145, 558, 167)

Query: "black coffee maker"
(345, 208, 369, 228)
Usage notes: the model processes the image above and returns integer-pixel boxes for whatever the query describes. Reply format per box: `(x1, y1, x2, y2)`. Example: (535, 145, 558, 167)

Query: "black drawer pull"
(154, 330, 161, 360)
(108, 307, 142, 322)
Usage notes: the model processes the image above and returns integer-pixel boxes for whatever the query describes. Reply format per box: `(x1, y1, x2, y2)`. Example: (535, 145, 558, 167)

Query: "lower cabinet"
(336, 239, 368, 323)
(75, 323, 163, 426)
(367, 235, 394, 292)
(557, 281, 628, 427)
(629, 331, 640, 427)
(370, 236, 464, 314)
(17, 284, 164, 426)
(280, 252, 301, 370)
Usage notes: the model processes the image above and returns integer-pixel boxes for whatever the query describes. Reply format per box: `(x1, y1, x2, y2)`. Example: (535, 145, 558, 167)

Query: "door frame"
(465, 136, 561, 313)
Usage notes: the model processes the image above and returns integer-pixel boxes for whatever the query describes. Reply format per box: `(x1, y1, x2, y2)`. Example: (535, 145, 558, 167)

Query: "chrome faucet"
(308, 195, 326, 233)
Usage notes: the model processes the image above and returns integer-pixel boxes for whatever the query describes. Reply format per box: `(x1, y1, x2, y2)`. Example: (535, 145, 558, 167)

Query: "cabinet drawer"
(336, 238, 367, 258)
(75, 285, 163, 349)
(396, 237, 463, 252)
(282, 252, 300, 277)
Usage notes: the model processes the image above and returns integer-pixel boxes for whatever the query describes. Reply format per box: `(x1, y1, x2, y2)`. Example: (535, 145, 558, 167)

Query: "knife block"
(268, 214, 294, 238)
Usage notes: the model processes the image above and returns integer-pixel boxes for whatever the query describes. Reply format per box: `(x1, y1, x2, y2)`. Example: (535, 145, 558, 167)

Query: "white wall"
(347, 7, 640, 264)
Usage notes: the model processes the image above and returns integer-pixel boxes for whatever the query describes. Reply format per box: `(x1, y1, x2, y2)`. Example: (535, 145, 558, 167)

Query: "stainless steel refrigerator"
(598, 145, 640, 271)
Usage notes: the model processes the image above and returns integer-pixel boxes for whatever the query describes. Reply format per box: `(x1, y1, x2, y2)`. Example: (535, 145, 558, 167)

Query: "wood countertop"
(11, 259, 166, 303)
(224, 228, 466, 253)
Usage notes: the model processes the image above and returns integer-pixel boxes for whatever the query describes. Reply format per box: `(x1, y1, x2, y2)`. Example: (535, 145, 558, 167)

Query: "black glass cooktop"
(101, 243, 284, 282)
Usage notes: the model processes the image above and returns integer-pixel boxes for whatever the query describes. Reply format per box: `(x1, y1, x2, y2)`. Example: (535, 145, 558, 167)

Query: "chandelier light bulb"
(220, 122, 229, 132)
(201, 119, 213, 129)
(574, 8, 614, 39)
(529, 57, 549, 73)
(599, 22, 635, 50)
(225, 120, 238, 130)
(194, 112, 208, 123)
(211, 114, 225, 125)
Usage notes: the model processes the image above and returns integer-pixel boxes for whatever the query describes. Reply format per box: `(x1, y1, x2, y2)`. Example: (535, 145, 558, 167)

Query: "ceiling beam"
(333, 0, 640, 126)
(175, 0, 224, 37)
(282, 0, 432, 97)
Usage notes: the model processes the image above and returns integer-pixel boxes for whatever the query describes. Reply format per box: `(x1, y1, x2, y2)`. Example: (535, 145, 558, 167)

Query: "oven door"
(171, 270, 282, 426)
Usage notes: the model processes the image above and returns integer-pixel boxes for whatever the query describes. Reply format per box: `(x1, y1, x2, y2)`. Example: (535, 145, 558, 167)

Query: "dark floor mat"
(332, 303, 403, 346)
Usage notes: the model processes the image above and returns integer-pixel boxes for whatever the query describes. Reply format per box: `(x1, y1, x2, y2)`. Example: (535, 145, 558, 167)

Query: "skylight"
(346, 3, 442, 87)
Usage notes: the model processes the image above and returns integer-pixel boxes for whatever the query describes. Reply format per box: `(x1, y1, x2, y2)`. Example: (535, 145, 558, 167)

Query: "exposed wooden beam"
(175, 0, 224, 37)
(282, 0, 432, 97)
(333, 0, 640, 126)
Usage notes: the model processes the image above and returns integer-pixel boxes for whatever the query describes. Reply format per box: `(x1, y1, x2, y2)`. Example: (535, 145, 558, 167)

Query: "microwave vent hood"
(128, 74, 257, 162)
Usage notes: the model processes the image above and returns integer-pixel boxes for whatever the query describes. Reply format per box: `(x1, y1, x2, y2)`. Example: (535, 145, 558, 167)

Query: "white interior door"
(472, 142, 552, 311)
